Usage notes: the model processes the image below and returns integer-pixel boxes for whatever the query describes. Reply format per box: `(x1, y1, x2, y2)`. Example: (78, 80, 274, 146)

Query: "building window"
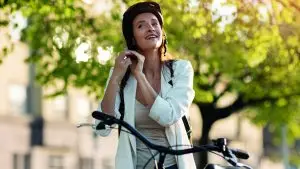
(8, 84, 27, 115)
(51, 95, 68, 120)
(13, 154, 30, 169)
(48, 155, 64, 169)
(79, 158, 93, 169)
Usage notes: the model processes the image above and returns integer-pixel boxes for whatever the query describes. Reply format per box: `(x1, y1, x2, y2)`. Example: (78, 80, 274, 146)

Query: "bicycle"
(76, 111, 253, 169)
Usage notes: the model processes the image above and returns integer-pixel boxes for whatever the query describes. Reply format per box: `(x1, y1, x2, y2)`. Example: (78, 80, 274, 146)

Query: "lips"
(145, 34, 158, 40)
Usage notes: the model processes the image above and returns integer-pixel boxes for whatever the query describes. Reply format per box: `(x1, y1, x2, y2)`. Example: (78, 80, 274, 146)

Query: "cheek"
(157, 29, 163, 40)
(133, 30, 145, 44)
(159, 34, 163, 42)
(135, 34, 144, 43)
(158, 33, 163, 45)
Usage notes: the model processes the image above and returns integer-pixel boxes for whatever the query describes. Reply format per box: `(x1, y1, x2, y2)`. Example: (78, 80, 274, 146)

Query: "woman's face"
(132, 12, 162, 52)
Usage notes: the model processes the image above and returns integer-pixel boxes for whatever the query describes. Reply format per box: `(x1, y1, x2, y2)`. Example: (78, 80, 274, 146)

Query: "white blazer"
(94, 60, 196, 169)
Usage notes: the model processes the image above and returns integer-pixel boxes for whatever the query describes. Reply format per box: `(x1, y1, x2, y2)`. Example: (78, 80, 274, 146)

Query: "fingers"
(127, 50, 144, 61)
(120, 55, 127, 63)
(120, 57, 131, 67)
(116, 50, 142, 68)
(117, 51, 129, 63)
(125, 58, 132, 66)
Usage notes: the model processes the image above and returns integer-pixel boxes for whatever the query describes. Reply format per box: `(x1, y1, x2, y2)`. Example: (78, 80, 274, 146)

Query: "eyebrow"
(135, 18, 159, 25)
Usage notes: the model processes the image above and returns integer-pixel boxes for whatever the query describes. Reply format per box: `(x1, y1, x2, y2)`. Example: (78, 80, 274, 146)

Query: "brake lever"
(224, 148, 239, 167)
(236, 163, 253, 169)
(213, 138, 252, 169)
(76, 123, 96, 128)
(225, 158, 253, 169)
(76, 122, 111, 130)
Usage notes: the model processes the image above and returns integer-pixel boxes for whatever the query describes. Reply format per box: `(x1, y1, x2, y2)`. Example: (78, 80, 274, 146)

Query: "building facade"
(0, 34, 118, 169)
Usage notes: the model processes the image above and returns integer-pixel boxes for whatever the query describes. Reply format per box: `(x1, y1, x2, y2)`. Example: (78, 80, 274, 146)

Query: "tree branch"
(217, 92, 300, 116)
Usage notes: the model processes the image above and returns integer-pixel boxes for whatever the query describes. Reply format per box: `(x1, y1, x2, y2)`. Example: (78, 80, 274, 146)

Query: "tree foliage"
(1, 0, 124, 97)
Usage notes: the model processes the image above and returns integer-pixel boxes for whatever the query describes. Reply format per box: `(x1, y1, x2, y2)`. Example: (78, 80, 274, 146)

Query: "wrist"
(135, 72, 145, 81)
(110, 75, 121, 86)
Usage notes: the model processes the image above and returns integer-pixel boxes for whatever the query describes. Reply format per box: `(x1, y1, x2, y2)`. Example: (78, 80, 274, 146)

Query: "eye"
(138, 23, 145, 29)
(152, 22, 158, 26)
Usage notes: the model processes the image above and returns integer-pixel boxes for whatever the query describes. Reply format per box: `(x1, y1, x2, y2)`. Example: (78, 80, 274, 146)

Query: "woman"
(94, 1, 196, 169)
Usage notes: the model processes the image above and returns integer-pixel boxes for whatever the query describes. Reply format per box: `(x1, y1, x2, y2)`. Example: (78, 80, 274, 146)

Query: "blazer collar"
(161, 65, 173, 97)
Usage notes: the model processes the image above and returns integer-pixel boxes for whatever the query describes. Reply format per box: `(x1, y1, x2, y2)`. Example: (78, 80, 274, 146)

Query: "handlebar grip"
(92, 111, 114, 120)
(231, 148, 249, 159)
(92, 111, 116, 129)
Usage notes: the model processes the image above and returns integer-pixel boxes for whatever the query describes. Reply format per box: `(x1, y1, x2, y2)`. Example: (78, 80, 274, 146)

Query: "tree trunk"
(195, 97, 246, 168)
(198, 117, 213, 169)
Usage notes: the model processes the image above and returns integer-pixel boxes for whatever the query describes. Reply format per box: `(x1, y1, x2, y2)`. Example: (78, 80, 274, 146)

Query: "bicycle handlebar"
(92, 111, 249, 159)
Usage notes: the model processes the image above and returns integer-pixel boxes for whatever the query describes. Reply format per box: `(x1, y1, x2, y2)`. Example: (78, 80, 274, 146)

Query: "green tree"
(1, 0, 122, 97)
(156, 0, 300, 167)
(1, 0, 300, 167)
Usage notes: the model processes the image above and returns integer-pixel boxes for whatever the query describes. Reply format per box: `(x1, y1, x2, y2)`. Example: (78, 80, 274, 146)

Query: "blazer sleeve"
(93, 67, 121, 136)
(149, 60, 195, 127)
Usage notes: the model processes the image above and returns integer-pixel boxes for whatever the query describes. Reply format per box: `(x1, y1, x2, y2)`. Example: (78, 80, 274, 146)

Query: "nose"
(147, 24, 155, 32)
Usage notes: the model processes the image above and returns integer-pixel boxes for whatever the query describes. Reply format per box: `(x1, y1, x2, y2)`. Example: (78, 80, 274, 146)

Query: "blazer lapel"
(123, 74, 137, 155)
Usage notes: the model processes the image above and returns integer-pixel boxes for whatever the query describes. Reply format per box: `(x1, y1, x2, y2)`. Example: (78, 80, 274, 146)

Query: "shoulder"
(173, 59, 193, 74)
(173, 59, 192, 68)
(162, 59, 193, 76)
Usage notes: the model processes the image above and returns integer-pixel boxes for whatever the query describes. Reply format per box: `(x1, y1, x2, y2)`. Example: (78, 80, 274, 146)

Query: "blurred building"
(0, 34, 118, 169)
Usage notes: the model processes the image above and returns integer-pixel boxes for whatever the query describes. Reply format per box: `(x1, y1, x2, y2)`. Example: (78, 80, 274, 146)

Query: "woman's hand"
(111, 51, 132, 83)
(127, 50, 145, 77)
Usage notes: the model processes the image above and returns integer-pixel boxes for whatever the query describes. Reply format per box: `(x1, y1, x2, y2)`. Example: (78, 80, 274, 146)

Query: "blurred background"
(0, 0, 299, 169)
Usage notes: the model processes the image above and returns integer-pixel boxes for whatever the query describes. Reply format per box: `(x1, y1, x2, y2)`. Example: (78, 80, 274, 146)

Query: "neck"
(139, 49, 161, 77)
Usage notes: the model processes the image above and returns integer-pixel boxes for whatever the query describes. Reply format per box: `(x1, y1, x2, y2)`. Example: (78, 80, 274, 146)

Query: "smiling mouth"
(145, 35, 158, 40)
